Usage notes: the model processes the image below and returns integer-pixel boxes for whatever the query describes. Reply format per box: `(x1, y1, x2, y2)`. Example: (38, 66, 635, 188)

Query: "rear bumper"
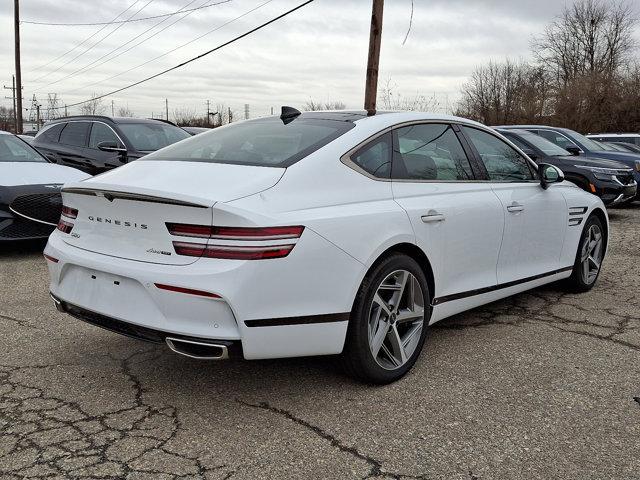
(45, 228, 363, 360)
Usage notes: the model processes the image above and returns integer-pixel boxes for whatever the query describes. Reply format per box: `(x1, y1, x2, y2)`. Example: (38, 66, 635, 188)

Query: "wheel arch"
(361, 242, 435, 302)
(590, 207, 609, 250)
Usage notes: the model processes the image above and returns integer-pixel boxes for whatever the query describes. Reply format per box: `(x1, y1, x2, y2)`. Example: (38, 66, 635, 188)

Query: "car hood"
(552, 155, 633, 170)
(583, 150, 640, 165)
(0, 162, 90, 186)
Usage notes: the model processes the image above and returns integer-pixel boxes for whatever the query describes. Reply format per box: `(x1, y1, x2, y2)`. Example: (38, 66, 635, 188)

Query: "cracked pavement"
(1, 206, 639, 479)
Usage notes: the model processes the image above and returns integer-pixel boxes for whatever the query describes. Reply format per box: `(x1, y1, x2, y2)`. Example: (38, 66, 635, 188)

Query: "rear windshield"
(118, 123, 190, 151)
(143, 117, 355, 167)
(0, 135, 46, 163)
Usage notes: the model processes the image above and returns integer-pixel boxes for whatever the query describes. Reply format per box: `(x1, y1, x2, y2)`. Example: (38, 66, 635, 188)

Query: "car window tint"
(145, 118, 354, 167)
(59, 122, 90, 147)
(462, 126, 534, 181)
(118, 123, 190, 152)
(392, 124, 473, 180)
(89, 123, 121, 149)
(38, 123, 65, 143)
(351, 132, 392, 178)
(534, 130, 576, 150)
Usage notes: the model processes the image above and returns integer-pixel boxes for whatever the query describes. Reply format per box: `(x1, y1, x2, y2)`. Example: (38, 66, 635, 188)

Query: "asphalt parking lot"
(1, 207, 639, 480)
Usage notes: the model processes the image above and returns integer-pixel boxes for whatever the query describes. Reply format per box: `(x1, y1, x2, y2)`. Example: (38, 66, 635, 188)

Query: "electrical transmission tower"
(27, 94, 39, 122)
(46, 93, 61, 120)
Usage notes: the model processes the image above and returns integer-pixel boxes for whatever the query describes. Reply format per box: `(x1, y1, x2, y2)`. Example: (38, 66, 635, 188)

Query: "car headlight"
(574, 165, 632, 181)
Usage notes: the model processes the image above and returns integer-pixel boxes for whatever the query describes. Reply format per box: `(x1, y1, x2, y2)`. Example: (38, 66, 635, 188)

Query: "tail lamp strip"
(172, 242, 295, 260)
(166, 223, 304, 240)
(155, 283, 221, 299)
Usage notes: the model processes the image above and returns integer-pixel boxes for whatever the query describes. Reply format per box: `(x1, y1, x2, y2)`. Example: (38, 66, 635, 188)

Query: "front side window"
(0, 135, 46, 162)
(392, 123, 474, 180)
(462, 126, 535, 181)
(59, 122, 90, 147)
(534, 130, 577, 151)
(145, 118, 354, 167)
(89, 123, 122, 149)
(118, 123, 191, 152)
(350, 132, 392, 178)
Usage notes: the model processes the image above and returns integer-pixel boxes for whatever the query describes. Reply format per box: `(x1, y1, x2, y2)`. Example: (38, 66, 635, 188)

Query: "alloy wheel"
(368, 270, 425, 370)
(580, 224, 603, 285)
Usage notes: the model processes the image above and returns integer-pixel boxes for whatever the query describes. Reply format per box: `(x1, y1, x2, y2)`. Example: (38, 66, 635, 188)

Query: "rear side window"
(59, 122, 90, 147)
(351, 132, 392, 178)
(89, 122, 122, 149)
(38, 123, 65, 143)
(144, 117, 355, 167)
(462, 126, 535, 181)
(392, 123, 474, 180)
(535, 130, 576, 150)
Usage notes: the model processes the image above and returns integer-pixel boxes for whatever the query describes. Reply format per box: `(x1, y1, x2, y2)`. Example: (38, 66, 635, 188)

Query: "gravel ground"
(1, 206, 639, 479)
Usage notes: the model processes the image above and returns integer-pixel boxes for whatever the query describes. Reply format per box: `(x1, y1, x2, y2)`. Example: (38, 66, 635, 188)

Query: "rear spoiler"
(61, 187, 210, 208)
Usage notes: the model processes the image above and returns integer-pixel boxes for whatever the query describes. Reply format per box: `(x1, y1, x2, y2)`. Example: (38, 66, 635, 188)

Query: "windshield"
(513, 131, 570, 157)
(118, 123, 190, 151)
(144, 117, 355, 167)
(0, 135, 46, 162)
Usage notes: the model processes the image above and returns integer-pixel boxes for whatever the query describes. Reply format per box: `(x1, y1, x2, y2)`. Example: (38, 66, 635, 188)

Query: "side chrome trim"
(245, 312, 350, 328)
(61, 188, 210, 208)
(9, 207, 58, 226)
(431, 266, 574, 306)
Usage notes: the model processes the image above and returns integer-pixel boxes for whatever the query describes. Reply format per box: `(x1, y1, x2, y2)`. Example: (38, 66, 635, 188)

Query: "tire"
(341, 254, 430, 384)
(565, 214, 606, 293)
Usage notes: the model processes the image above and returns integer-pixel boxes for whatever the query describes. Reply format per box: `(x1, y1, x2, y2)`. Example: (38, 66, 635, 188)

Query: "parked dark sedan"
(32, 116, 190, 174)
(498, 125, 640, 197)
(497, 128, 637, 206)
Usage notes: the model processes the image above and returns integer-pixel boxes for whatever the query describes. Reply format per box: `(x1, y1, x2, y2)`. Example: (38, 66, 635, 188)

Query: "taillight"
(61, 206, 78, 219)
(166, 223, 304, 260)
(173, 242, 296, 260)
(57, 220, 74, 234)
(155, 283, 221, 298)
(57, 205, 78, 234)
(43, 253, 59, 263)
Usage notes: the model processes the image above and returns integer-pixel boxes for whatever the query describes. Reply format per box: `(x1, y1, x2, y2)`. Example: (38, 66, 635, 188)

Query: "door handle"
(506, 202, 524, 213)
(421, 210, 446, 223)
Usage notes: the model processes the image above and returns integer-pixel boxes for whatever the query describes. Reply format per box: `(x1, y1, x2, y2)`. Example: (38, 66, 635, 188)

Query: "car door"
(56, 121, 92, 171)
(390, 122, 504, 302)
(461, 126, 568, 284)
(33, 123, 66, 163)
(87, 122, 127, 170)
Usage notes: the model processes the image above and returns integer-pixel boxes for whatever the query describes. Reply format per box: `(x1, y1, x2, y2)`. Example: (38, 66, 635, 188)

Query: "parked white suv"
(45, 110, 607, 383)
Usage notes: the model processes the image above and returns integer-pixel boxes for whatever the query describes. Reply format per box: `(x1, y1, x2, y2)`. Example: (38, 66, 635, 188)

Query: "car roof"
(586, 133, 640, 137)
(42, 115, 172, 126)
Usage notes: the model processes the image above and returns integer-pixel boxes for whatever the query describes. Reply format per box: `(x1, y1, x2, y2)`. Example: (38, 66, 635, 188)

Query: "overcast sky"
(1, 0, 639, 120)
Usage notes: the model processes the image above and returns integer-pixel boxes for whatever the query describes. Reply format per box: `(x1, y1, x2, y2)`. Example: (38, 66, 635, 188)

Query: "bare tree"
(116, 105, 134, 117)
(80, 94, 106, 115)
(304, 99, 346, 111)
(379, 77, 441, 112)
(533, 0, 637, 84)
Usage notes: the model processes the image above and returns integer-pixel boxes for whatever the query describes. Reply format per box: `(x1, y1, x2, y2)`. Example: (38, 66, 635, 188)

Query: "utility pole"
(364, 0, 384, 116)
(64, 104, 68, 116)
(3, 75, 18, 132)
(36, 103, 41, 130)
(165, 98, 169, 121)
(14, 0, 23, 133)
(228, 107, 232, 123)
(206, 100, 211, 126)
(244, 104, 250, 120)
(111, 100, 115, 116)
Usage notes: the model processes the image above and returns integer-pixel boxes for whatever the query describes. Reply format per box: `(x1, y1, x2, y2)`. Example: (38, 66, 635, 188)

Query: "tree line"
(455, 0, 639, 133)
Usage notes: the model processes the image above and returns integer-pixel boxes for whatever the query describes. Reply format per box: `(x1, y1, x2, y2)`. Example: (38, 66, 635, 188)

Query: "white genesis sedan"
(45, 110, 607, 383)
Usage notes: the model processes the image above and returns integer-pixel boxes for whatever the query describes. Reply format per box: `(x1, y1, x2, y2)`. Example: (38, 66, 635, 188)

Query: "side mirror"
(565, 145, 581, 156)
(539, 163, 564, 190)
(97, 141, 126, 153)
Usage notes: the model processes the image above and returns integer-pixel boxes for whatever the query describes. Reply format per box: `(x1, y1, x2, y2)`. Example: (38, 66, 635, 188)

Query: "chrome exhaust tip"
(165, 337, 229, 360)
(50, 294, 65, 313)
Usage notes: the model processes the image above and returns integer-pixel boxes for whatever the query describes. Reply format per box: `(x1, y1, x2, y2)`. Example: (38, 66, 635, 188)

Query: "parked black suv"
(497, 128, 637, 206)
(32, 116, 191, 174)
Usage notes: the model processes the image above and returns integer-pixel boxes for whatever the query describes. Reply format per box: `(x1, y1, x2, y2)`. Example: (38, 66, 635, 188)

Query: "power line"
(38, 0, 233, 92)
(28, 0, 142, 74)
(65, 0, 274, 95)
(28, 0, 156, 85)
(59, 0, 314, 109)
(22, 0, 232, 26)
